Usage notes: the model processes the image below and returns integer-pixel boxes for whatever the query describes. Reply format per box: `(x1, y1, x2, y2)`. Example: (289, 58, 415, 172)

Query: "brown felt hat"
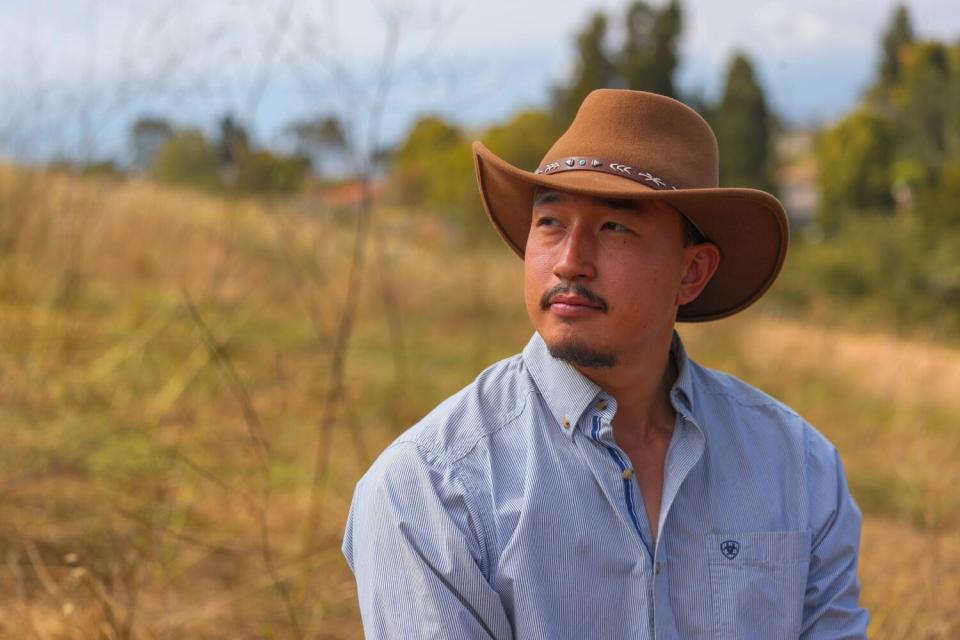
(472, 88, 789, 322)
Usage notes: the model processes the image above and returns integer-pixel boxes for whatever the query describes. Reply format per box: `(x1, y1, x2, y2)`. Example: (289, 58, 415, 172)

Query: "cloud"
(5, 0, 960, 159)
(737, 1, 871, 55)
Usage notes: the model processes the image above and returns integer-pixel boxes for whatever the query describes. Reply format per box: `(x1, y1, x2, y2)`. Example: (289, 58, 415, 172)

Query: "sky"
(1, 0, 959, 164)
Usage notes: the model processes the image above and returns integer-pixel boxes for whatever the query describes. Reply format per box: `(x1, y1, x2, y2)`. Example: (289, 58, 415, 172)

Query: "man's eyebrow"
(533, 189, 641, 213)
(595, 196, 641, 211)
(533, 190, 563, 207)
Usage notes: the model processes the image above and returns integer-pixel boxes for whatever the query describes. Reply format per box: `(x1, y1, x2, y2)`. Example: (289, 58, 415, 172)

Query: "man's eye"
(602, 221, 631, 233)
(535, 216, 559, 227)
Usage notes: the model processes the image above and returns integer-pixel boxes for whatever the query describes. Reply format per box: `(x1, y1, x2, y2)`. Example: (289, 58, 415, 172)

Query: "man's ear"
(677, 243, 721, 306)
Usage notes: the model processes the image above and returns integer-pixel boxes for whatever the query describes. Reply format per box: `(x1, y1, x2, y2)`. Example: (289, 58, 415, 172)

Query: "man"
(343, 89, 868, 638)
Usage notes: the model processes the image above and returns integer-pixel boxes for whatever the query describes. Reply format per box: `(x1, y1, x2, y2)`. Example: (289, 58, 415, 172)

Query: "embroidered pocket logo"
(720, 539, 740, 560)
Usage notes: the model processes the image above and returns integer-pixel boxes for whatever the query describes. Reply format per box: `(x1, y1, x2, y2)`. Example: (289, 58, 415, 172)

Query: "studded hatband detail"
(533, 156, 678, 190)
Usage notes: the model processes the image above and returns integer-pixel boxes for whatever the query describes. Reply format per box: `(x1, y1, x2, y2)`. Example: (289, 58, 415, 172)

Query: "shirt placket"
(651, 406, 706, 640)
(580, 408, 656, 564)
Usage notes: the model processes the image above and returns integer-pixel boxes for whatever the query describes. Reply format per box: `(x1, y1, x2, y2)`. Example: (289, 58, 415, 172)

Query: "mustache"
(540, 282, 609, 313)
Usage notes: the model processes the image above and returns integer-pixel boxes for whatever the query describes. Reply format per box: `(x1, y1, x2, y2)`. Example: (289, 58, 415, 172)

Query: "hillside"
(0, 167, 956, 638)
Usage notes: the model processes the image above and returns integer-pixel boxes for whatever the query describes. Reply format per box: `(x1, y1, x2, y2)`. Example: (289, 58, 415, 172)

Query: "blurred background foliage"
(1, 1, 959, 638)
(107, 1, 960, 340)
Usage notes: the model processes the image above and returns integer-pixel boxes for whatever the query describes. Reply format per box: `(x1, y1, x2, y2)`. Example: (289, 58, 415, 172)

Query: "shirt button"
(622, 468, 634, 480)
(562, 417, 571, 429)
(655, 562, 662, 575)
(596, 400, 608, 410)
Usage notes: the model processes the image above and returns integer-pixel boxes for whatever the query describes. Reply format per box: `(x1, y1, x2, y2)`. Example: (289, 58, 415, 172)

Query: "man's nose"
(552, 223, 597, 281)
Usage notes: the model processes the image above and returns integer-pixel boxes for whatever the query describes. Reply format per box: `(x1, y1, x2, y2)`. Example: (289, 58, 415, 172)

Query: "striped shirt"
(342, 331, 869, 639)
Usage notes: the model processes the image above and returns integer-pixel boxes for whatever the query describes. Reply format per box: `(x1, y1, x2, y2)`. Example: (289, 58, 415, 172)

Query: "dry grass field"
(1, 165, 957, 638)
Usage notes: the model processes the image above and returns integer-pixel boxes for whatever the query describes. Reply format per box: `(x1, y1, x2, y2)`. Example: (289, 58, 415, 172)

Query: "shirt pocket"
(708, 530, 811, 640)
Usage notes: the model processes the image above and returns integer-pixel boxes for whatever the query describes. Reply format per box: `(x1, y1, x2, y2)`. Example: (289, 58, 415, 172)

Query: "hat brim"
(472, 141, 789, 322)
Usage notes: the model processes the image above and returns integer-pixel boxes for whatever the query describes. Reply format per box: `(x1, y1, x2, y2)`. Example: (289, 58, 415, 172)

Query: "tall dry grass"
(0, 164, 957, 638)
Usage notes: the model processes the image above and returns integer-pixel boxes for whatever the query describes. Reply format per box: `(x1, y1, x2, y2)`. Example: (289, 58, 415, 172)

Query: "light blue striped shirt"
(343, 331, 868, 639)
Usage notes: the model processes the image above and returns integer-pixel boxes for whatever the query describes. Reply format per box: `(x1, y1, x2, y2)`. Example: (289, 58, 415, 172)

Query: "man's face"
(524, 188, 701, 369)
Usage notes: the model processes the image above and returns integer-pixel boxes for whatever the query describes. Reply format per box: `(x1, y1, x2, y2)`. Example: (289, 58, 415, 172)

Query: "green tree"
(650, 0, 683, 96)
(481, 110, 560, 173)
(619, 0, 683, 96)
(235, 150, 310, 196)
(217, 114, 250, 187)
(550, 12, 616, 125)
(948, 42, 960, 158)
(894, 42, 952, 188)
(551, 1, 685, 123)
(389, 116, 479, 226)
(916, 159, 960, 228)
(713, 53, 775, 193)
(815, 108, 894, 233)
(620, 2, 658, 91)
(151, 130, 220, 192)
(129, 116, 173, 172)
(286, 115, 351, 178)
(878, 4, 915, 89)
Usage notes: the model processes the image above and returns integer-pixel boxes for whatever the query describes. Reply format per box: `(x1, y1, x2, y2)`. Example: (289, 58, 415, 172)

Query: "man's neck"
(574, 332, 678, 445)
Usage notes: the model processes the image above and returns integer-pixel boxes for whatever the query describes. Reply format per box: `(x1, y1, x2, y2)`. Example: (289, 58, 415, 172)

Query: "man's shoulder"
(687, 358, 835, 455)
(690, 358, 798, 414)
(386, 350, 534, 467)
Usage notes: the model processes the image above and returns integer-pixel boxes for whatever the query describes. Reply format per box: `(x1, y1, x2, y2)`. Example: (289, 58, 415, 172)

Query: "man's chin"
(543, 335, 617, 369)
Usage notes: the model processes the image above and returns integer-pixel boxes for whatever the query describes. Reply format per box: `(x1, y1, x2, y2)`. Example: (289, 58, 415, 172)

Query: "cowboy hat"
(472, 89, 789, 322)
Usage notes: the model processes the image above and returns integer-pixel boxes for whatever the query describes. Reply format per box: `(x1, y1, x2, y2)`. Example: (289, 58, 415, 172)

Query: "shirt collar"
(522, 330, 697, 439)
(522, 332, 602, 439)
(670, 331, 696, 417)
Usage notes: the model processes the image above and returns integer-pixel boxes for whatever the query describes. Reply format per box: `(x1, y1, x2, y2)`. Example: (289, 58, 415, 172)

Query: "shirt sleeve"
(342, 442, 513, 640)
(800, 433, 870, 639)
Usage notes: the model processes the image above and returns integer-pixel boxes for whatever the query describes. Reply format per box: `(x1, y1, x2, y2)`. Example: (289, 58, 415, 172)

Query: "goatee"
(546, 338, 617, 369)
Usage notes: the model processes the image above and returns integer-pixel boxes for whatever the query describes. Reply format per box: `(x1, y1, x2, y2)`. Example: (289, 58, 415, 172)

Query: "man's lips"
(548, 294, 602, 309)
(539, 284, 608, 316)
